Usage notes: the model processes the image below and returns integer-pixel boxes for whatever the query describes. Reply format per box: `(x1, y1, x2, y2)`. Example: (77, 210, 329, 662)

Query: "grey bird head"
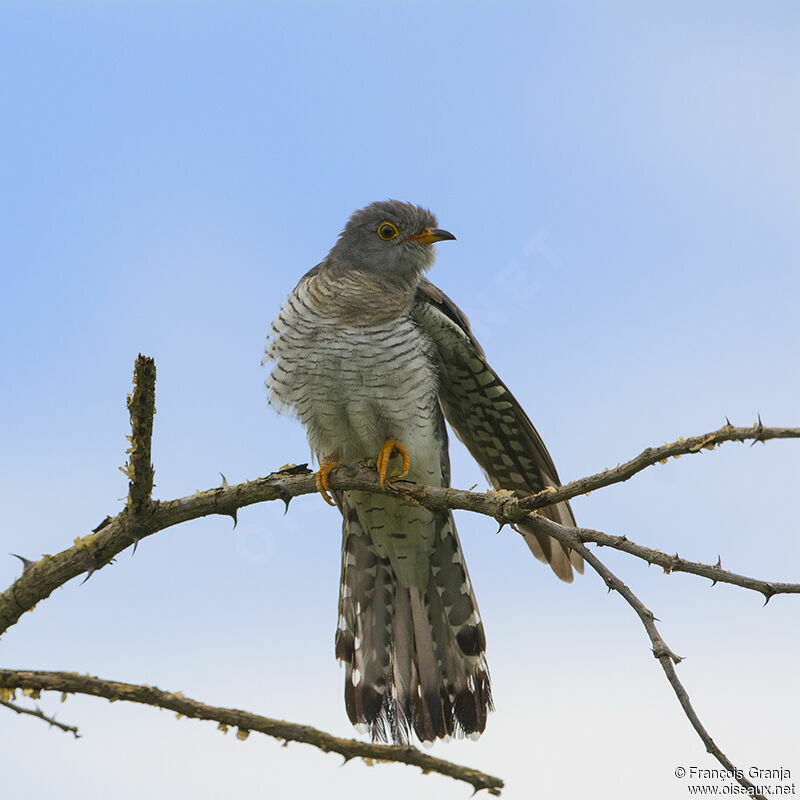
(327, 200, 456, 278)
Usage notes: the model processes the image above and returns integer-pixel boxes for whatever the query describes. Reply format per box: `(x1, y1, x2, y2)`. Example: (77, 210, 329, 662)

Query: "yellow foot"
(376, 439, 410, 490)
(316, 453, 341, 506)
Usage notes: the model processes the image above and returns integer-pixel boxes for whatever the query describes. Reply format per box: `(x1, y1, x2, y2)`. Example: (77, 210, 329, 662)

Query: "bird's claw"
(376, 439, 410, 489)
(316, 454, 341, 506)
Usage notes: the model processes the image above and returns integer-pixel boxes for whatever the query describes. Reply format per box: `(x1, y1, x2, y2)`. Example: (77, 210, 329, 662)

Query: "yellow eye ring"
(377, 222, 399, 240)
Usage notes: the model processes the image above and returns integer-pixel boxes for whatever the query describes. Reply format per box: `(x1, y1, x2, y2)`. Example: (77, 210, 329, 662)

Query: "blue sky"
(1, 3, 798, 799)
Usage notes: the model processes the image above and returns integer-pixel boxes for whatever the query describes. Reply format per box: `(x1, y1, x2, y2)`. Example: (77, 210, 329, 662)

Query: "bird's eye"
(377, 222, 399, 240)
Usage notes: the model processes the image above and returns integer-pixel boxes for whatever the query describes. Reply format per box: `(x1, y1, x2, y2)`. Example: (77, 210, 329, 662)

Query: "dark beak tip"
(433, 228, 457, 242)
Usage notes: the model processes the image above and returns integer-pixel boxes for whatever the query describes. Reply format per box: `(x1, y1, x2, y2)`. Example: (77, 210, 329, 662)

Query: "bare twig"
(117, 354, 157, 557)
(518, 420, 799, 512)
(567, 525, 793, 602)
(543, 527, 766, 799)
(123, 355, 156, 515)
(0, 670, 502, 795)
(0, 697, 80, 738)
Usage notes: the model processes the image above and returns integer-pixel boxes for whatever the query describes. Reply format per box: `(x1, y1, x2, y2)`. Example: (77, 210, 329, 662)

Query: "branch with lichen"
(123, 354, 156, 516)
(1, 355, 797, 796)
(0, 670, 502, 795)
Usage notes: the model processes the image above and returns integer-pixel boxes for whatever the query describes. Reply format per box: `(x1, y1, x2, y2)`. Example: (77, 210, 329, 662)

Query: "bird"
(264, 200, 581, 745)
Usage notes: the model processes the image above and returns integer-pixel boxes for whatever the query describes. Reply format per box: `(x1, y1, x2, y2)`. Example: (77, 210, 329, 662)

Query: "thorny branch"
(515, 418, 797, 513)
(1, 355, 797, 795)
(0, 671, 502, 795)
(0, 696, 80, 738)
(2, 423, 796, 639)
(530, 523, 768, 799)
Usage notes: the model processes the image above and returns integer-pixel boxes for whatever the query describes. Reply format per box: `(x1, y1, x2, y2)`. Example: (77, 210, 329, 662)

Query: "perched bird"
(265, 200, 580, 745)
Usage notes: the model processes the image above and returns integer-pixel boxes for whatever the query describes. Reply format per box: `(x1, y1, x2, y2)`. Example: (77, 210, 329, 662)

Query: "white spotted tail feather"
(335, 496, 492, 744)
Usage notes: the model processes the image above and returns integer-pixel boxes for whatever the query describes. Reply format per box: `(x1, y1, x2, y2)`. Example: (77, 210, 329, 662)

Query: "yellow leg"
(315, 453, 341, 506)
(376, 438, 410, 489)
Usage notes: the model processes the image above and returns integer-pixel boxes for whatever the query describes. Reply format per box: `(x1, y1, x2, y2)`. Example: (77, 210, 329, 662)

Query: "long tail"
(335, 499, 492, 744)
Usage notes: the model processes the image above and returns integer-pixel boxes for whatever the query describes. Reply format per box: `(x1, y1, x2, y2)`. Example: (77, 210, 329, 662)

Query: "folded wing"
(412, 278, 583, 582)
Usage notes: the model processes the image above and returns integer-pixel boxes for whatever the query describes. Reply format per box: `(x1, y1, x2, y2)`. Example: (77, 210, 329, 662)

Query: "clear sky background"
(1, 2, 798, 799)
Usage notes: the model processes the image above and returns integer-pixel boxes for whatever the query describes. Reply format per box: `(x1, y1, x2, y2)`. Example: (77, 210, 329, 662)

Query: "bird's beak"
(405, 228, 457, 245)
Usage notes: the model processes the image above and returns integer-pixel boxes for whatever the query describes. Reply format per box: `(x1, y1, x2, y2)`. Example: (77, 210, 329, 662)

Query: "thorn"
(495, 521, 507, 534)
(280, 493, 292, 516)
(80, 554, 116, 584)
(715, 555, 722, 568)
(750, 412, 766, 447)
(81, 564, 99, 584)
(724, 416, 733, 429)
(763, 591, 774, 606)
(229, 509, 238, 529)
(220, 472, 230, 488)
(10, 553, 35, 573)
(710, 580, 718, 587)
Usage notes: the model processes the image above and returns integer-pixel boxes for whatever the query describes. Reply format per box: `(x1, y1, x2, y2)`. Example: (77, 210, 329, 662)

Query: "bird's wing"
(413, 277, 583, 582)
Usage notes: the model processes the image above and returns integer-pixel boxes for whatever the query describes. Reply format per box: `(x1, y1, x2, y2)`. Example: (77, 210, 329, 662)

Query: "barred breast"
(265, 268, 442, 485)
